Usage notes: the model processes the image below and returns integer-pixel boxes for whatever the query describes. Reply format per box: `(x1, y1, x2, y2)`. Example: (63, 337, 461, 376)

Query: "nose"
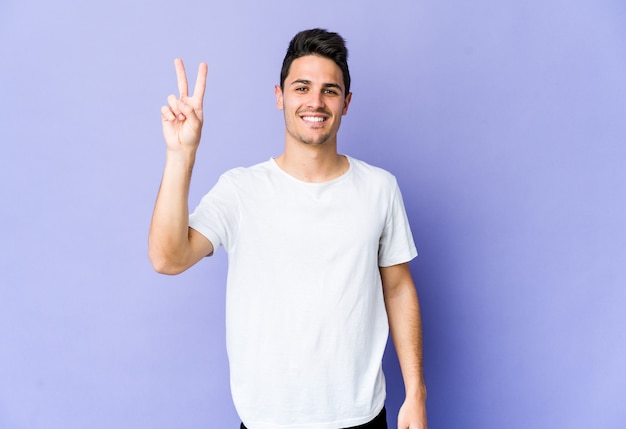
(306, 89, 325, 110)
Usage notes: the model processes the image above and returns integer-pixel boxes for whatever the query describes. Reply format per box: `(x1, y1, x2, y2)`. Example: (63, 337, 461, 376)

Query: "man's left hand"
(397, 398, 428, 429)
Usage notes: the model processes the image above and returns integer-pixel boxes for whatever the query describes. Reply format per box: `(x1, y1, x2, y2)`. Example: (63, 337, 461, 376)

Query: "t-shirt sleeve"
(188, 173, 240, 253)
(378, 179, 418, 267)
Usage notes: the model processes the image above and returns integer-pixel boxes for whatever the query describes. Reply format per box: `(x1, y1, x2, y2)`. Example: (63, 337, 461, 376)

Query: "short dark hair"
(280, 28, 351, 94)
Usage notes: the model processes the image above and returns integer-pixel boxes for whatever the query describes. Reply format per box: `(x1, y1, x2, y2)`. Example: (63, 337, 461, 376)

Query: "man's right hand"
(161, 59, 208, 151)
(149, 59, 213, 275)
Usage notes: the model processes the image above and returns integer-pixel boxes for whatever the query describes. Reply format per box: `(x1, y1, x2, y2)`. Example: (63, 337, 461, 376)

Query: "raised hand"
(161, 59, 208, 151)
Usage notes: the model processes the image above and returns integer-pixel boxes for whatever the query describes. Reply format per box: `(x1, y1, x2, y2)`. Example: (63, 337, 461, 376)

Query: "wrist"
(166, 146, 196, 162)
(405, 383, 427, 403)
(163, 148, 197, 180)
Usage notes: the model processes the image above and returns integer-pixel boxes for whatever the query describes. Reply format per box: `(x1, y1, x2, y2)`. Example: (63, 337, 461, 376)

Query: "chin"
(287, 128, 333, 146)
(302, 134, 332, 146)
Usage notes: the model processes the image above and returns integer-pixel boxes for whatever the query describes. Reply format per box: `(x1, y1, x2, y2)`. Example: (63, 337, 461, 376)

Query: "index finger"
(191, 62, 208, 105)
(174, 58, 189, 98)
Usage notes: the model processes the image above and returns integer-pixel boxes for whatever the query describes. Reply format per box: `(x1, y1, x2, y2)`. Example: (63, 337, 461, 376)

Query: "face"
(275, 55, 352, 147)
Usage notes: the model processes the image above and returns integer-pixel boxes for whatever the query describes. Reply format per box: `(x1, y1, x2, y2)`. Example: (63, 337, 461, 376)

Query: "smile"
(302, 116, 327, 123)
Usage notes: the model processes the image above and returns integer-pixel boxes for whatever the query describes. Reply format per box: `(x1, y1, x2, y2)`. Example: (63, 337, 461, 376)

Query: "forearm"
(385, 283, 427, 401)
(148, 149, 196, 273)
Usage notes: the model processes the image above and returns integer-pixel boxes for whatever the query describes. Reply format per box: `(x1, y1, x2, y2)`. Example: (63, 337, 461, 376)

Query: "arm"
(148, 59, 213, 275)
(380, 262, 428, 429)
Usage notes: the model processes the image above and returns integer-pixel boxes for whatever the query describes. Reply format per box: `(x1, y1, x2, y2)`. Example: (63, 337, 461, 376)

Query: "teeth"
(303, 116, 325, 122)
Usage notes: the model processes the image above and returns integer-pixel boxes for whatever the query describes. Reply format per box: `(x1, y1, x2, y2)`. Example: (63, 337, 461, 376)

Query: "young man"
(149, 29, 427, 429)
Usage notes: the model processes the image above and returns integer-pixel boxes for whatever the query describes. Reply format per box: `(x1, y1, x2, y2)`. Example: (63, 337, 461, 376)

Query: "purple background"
(1, 0, 625, 428)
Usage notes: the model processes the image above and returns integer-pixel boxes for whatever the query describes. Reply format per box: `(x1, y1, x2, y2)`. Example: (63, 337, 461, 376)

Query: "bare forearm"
(385, 284, 427, 400)
(148, 149, 196, 273)
(383, 269, 428, 429)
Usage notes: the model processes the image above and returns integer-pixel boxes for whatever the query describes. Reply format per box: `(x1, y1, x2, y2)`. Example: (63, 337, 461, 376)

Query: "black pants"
(240, 406, 387, 429)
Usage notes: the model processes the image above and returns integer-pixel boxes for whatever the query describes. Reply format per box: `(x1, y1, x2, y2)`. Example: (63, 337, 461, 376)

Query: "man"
(149, 29, 427, 429)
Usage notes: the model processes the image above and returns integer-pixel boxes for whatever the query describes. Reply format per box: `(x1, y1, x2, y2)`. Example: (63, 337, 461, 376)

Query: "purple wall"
(1, 1, 625, 428)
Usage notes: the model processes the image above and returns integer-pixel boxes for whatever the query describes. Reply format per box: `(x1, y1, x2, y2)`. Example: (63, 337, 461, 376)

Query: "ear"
(342, 92, 352, 116)
(274, 85, 284, 110)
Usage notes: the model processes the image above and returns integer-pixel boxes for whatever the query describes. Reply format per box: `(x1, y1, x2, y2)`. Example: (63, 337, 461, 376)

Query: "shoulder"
(347, 156, 398, 187)
(219, 159, 275, 184)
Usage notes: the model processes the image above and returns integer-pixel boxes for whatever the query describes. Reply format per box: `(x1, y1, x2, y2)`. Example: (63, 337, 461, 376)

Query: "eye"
(324, 89, 339, 95)
(295, 87, 308, 92)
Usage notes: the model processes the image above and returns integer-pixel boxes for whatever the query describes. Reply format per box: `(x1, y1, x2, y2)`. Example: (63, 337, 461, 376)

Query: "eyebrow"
(290, 79, 344, 93)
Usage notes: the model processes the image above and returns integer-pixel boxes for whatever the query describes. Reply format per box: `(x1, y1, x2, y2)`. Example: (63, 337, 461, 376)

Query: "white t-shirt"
(189, 156, 417, 429)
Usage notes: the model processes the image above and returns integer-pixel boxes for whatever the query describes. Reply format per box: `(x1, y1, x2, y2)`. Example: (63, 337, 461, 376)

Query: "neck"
(275, 139, 348, 183)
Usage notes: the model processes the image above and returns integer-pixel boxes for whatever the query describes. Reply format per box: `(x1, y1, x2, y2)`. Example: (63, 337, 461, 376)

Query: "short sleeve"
(378, 180, 418, 267)
(189, 173, 240, 253)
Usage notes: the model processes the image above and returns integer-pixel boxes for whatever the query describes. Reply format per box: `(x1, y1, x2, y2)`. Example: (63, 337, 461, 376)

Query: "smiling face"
(275, 55, 352, 148)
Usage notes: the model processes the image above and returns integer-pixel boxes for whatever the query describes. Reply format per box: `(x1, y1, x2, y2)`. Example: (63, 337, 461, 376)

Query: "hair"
(280, 28, 351, 94)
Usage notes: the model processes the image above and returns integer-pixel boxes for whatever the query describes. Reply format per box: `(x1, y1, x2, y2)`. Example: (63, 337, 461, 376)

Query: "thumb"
(177, 99, 202, 128)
